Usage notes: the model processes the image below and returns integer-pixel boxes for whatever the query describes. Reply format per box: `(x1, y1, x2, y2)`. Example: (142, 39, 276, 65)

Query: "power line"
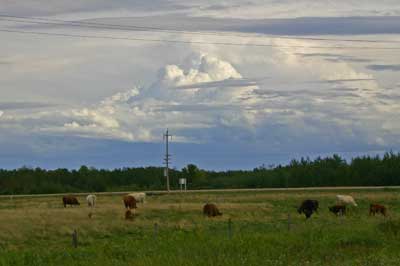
(1, 28, 400, 50)
(1, 13, 400, 44)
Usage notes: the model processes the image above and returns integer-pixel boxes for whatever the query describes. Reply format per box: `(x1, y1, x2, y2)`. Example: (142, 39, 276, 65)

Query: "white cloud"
(1, 0, 400, 166)
(2, 48, 400, 152)
(0, 54, 255, 143)
(189, 0, 400, 19)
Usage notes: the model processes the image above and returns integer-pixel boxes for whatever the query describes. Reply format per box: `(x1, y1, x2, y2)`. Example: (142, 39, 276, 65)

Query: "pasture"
(1, 189, 400, 266)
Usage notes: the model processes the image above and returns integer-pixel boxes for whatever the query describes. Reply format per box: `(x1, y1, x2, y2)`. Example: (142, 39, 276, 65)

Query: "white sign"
(179, 178, 187, 185)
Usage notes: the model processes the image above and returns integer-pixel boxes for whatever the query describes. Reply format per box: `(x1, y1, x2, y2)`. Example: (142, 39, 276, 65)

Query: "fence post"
(287, 213, 291, 231)
(340, 211, 344, 224)
(154, 223, 158, 239)
(72, 229, 78, 248)
(228, 218, 232, 239)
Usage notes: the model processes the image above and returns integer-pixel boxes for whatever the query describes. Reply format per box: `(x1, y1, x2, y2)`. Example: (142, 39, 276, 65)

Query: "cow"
(128, 192, 146, 203)
(86, 194, 96, 208)
(369, 204, 387, 217)
(125, 210, 134, 220)
(62, 196, 80, 207)
(336, 195, 358, 207)
(123, 195, 137, 210)
(297, 199, 319, 219)
(203, 203, 222, 217)
(329, 205, 346, 216)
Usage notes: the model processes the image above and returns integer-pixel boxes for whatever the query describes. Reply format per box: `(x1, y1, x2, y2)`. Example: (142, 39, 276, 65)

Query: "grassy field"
(1, 189, 400, 266)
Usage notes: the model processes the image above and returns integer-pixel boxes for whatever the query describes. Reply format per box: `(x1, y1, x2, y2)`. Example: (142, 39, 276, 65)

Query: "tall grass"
(0, 190, 400, 265)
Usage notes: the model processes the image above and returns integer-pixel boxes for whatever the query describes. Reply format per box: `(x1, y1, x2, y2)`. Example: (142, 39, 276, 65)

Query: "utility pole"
(163, 129, 172, 192)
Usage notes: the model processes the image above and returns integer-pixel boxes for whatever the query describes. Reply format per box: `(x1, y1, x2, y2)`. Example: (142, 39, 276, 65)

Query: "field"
(1, 189, 400, 266)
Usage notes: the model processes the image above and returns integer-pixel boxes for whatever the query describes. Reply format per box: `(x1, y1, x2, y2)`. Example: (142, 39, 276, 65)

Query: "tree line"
(1, 152, 400, 195)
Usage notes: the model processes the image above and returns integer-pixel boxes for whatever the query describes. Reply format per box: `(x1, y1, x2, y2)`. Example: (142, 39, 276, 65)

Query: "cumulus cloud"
(2, 50, 400, 153)
(2, 0, 400, 169)
(3, 54, 257, 143)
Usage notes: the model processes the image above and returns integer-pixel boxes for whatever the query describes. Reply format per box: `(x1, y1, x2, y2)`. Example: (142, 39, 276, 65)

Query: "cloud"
(0, 54, 256, 143)
(158, 54, 242, 87)
(367, 64, 400, 71)
(171, 77, 260, 90)
(1, 0, 400, 170)
(251, 88, 360, 99)
(3, 50, 399, 153)
(103, 14, 400, 36)
(229, 16, 400, 36)
(190, 1, 400, 19)
(0, 102, 57, 110)
(295, 53, 373, 63)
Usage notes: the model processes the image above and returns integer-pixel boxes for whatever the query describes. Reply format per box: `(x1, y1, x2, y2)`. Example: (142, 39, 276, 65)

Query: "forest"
(1, 152, 400, 195)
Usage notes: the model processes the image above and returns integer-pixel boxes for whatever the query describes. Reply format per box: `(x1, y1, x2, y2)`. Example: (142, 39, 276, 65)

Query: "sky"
(0, 1, 400, 170)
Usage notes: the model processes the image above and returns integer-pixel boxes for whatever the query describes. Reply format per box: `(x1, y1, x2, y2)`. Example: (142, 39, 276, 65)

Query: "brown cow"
(62, 196, 80, 207)
(203, 203, 222, 217)
(123, 195, 137, 210)
(370, 204, 387, 216)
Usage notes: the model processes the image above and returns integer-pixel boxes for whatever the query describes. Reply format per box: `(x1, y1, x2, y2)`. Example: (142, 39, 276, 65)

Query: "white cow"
(336, 195, 357, 206)
(86, 194, 97, 208)
(128, 192, 146, 203)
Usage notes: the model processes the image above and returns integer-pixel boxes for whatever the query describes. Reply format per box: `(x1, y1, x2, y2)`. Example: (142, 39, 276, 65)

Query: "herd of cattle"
(297, 194, 387, 219)
(61, 193, 388, 219)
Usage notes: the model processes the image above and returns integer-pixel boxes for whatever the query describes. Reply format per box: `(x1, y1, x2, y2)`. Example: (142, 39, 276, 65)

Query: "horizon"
(1, 149, 393, 171)
(1, 1, 400, 170)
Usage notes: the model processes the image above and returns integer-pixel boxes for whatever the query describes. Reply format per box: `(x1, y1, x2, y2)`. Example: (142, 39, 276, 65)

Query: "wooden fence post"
(154, 223, 158, 239)
(72, 229, 78, 248)
(228, 218, 232, 239)
(340, 211, 344, 224)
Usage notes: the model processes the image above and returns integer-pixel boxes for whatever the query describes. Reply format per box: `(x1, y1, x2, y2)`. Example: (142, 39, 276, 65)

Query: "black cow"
(329, 205, 346, 216)
(297, 199, 319, 219)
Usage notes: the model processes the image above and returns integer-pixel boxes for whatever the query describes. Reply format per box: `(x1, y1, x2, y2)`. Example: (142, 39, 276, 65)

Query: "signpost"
(179, 178, 187, 191)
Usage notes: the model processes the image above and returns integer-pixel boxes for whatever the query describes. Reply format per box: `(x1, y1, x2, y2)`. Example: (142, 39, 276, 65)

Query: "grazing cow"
(123, 195, 137, 210)
(329, 205, 346, 216)
(336, 195, 357, 207)
(297, 199, 319, 219)
(370, 204, 387, 217)
(125, 210, 134, 220)
(86, 194, 97, 208)
(203, 203, 222, 217)
(128, 192, 146, 203)
(62, 196, 80, 207)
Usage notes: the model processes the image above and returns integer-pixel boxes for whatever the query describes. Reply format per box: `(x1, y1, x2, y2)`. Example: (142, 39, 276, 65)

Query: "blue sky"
(0, 1, 400, 170)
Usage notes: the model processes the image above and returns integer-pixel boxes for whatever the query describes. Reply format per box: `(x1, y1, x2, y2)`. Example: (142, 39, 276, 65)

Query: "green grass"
(1, 190, 400, 265)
